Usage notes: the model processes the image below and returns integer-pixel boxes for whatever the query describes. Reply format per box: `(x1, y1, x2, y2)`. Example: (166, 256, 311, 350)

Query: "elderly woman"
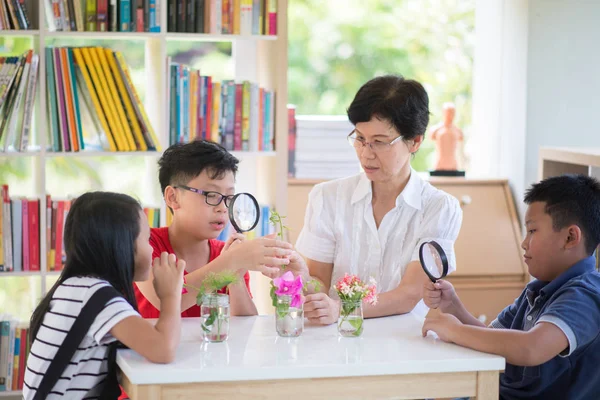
(291, 75, 463, 324)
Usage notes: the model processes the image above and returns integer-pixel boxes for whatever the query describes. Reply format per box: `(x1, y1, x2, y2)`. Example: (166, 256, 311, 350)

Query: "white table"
(117, 314, 505, 399)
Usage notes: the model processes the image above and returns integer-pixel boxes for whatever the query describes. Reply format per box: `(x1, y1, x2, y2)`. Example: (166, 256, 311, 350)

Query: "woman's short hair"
(347, 74, 430, 141)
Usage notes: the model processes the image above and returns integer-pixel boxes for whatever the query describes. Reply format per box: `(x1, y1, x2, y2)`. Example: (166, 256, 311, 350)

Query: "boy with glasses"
(134, 140, 293, 318)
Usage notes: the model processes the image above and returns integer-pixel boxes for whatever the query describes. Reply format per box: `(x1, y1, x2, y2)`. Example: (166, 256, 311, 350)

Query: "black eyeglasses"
(175, 185, 235, 208)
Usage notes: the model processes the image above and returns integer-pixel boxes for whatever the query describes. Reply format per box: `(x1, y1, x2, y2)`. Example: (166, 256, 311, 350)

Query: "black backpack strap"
(33, 285, 123, 400)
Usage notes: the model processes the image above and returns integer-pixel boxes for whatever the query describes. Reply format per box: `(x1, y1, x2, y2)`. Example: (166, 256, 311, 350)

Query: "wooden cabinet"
(539, 147, 600, 271)
(287, 177, 528, 323)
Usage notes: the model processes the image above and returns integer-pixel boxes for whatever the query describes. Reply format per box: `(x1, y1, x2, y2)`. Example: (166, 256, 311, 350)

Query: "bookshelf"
(1, 0, 288, 320)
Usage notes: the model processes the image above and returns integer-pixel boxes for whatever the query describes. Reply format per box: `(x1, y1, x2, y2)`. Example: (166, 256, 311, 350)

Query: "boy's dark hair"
(524, 174, 600, 255)
(30, 192, 142, 344)
(346, 74, 430, 141)
(158, 140, 239, 194)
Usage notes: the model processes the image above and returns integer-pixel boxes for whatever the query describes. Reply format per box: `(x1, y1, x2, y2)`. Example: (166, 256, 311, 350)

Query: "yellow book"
(71, 47, 117, 153)
(166, 210, 173, 227)
(242, 80, 250, 149)
(12, 327, 20, 390)
(189, 71, 197, 142)
(81, 47, 127, 151)
(95, 47, 136, 151)
(211, 81, 221, 143)
(105, 49, 147, 151)
(147, 208, 154, 227)
(233, 0, 241, 34)
(114, 51, 162, 151)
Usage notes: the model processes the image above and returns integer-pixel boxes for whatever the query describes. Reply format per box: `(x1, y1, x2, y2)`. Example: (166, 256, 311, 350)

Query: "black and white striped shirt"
(23, 277, 139, 399)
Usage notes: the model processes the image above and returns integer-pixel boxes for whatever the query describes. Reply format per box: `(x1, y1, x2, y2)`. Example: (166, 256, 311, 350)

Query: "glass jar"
(200, 293, 230, 342)
(275, 294, 304, 337)
(337, 300, 363, 337)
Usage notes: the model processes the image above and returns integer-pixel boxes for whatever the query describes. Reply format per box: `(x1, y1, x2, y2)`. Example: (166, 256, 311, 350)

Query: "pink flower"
(334, 274, 378, 304)
(273, 271, 303, 297)
(291, 293, 303, 308)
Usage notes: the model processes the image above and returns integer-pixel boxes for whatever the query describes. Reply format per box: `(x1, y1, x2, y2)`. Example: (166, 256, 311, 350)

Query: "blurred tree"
(288, 0, 475, 171)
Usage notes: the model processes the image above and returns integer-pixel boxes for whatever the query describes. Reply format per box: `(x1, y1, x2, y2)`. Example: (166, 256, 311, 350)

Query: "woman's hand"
(152, 252, 186, 300)
(281, 251, 310, 282)
(303, 293, 340, 325)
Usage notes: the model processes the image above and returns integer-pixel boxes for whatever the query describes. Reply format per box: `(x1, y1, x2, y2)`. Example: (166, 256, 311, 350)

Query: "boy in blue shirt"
(422, 174, 600, 400)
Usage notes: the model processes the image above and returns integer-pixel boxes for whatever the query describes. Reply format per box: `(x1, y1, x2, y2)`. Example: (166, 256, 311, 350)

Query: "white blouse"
(295, 170, 463, 317)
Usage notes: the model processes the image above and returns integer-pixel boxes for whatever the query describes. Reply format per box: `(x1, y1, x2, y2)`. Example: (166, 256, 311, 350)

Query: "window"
(288, 0, 475, 171)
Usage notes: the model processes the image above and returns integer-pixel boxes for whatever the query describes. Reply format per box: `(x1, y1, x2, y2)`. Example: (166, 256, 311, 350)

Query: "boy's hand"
(422, 313, 462, 343)
(226, 237, 293, 278)
(423, 279, 457, 313)
(223, 233, 246, 252)
(152, 252, 186, 300)
(304, 293, 340, 325)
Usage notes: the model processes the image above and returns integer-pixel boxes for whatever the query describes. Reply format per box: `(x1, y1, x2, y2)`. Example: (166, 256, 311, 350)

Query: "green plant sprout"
(268, 210, 322, 316)
(184, 271, 238, 337)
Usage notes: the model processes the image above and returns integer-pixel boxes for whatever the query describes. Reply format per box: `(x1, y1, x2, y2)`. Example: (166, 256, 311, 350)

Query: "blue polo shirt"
(489, 256, 600, 400)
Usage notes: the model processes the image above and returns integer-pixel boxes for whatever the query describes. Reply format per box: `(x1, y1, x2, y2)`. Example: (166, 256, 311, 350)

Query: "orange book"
(60, 48, 80, 151)
(28, 199, 40, 271)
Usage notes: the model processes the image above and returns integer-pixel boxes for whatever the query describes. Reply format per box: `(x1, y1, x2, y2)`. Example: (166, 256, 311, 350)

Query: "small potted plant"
(268, 210, 321, 337)
(335, 274, 378, 337)
(270, 271, 304, 337)
(184, 271, 238, 342)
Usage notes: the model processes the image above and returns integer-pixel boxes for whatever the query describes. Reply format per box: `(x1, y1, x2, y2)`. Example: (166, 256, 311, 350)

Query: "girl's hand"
(152, 252, 186, 300)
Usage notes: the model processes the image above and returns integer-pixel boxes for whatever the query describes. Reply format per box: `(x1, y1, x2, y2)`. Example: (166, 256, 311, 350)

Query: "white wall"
(525, 0, 600, 186)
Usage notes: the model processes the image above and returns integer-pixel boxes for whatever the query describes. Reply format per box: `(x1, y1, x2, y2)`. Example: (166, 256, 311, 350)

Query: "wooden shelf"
(0, 390, 21, 397)
(44, 30, 161, 40)
(164, 32, 277, 41)
(44, 151, 161, 157)
(42, 31, 277, 41)
(539, 147, 600, 180)
(0, 271, 43, 277)
(0, 152, 41, 157)
(0, 30, 39, 36)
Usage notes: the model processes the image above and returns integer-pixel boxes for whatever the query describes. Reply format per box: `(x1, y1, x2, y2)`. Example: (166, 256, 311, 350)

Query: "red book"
(54, 201, 65, 270)
(22, 199, 29, 271)
(45, 195, 51, 271)
(29, 199, 40, 271)
(17, 327, 27, 389)
(136, 8, 144, 32)
(258, 88, 264, 151)
(234, 83, 243, 150)
(205, 76, 212, 140)
(196, 72, 203, 140)
(97, 0, 109, 31)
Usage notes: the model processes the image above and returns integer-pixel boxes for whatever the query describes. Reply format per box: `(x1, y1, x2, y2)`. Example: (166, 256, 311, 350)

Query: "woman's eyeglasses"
(347, 130, 403, 153)
(175, 185, 234, 207)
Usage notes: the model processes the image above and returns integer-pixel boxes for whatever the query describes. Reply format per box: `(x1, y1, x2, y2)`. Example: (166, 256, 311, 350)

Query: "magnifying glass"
(418, 241, 449, 282)
(228, 192, 260, 233)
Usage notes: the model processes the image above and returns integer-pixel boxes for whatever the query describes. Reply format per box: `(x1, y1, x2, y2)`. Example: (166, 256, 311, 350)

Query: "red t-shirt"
(134, 226, 252, 318)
